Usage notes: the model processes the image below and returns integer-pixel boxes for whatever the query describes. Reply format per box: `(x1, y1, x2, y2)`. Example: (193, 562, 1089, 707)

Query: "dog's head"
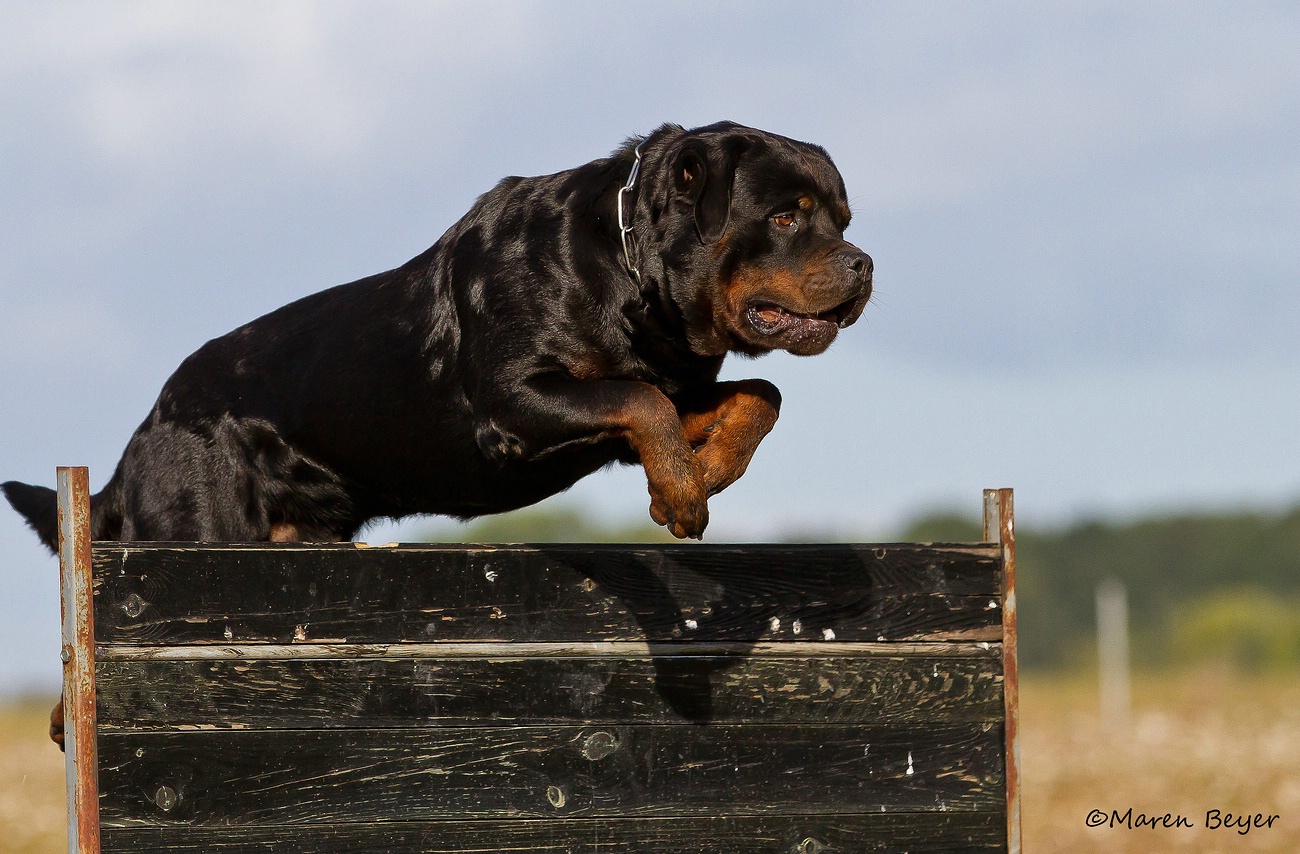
(646, 122, 872, 357)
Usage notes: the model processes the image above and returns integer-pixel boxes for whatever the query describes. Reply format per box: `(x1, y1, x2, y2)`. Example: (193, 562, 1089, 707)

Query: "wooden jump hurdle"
(56, 466, 1020, 853)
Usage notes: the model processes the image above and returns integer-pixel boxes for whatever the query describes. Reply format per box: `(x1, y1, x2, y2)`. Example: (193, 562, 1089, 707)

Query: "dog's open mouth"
(745, 298, 859, 337)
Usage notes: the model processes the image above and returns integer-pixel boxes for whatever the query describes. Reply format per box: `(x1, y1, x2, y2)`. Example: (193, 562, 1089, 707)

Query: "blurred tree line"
(430, 505, 678, 545)
(903, 506, 1300, 672)
(428, 501, 1300, 672)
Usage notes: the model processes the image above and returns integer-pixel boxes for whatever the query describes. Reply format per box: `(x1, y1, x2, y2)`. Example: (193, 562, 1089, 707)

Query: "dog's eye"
(772, 213, 796, 228)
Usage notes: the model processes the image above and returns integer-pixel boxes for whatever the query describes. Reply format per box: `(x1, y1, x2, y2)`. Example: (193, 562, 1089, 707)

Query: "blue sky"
(2, 1, 1298, 693)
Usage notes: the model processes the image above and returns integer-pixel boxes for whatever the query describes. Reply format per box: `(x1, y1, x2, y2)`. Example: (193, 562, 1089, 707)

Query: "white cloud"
(1, 1, 548, 174)
(834, 3, 1300, 214)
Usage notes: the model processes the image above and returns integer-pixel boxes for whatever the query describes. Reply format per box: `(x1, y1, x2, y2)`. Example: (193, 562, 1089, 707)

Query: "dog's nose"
(840, 250, 873, 279)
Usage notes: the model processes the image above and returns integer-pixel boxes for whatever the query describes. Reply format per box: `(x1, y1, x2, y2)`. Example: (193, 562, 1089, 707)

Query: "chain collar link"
(617, 142, 645, 284)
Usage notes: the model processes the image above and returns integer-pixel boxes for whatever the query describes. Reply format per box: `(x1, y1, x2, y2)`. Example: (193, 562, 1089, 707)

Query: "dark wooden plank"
(97, 652, 1004, 728)
(98, 723, 1004, 826)
(92, 543, 1002, 645)
(100, 812, 1007, 853)
(96, 640, 1001, 661)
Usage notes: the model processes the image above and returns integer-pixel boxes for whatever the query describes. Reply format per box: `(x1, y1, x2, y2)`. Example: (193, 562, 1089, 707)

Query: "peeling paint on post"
(58, 466, 100, 853)
(984, 488, 1020, 854)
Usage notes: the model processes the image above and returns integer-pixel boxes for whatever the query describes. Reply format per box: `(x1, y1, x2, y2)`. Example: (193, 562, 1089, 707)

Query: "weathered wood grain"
(96, 652, 1004, 729)
(91, 543, 1003, 645)
(100, 812, 1007, 853)
(98, 723, 1004, 826)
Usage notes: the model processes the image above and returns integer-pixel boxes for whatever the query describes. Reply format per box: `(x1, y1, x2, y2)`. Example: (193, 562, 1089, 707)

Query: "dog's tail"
(2, 471, 124, 554)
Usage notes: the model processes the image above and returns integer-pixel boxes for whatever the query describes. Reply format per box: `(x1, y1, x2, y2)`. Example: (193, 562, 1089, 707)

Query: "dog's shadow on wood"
(539, 547, 871, 723)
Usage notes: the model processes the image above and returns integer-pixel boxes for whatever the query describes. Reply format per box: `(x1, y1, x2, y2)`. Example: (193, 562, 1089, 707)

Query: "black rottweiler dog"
(5, 121, 871, 548)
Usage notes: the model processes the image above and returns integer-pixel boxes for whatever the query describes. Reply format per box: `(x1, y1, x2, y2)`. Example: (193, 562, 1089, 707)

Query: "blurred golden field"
(1020, 669, 1300, 853)
(3, 670, 1298, 853)
(0, 701, 65, 854)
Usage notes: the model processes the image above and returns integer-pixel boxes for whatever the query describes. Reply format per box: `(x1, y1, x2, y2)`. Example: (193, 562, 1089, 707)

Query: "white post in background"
(1096, 578, 1131, 734)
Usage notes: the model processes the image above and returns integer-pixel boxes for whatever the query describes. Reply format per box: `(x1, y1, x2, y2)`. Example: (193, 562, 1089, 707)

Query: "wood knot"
(581, 731, 618, 761)
(122, 593, 145, 619)
(154, 785, 178, 812)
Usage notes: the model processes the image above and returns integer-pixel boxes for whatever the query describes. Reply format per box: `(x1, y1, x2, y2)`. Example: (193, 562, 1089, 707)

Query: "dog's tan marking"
(566, 356, 606, 381)
(269, 522, 301, 543)
(612, 387, 708, 539)
(679, 380, 781, 496)
(724, 261, 837, 317)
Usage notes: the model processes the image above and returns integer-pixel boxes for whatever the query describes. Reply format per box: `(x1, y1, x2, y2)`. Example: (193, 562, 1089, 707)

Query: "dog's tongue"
(757, 306, 785, 325)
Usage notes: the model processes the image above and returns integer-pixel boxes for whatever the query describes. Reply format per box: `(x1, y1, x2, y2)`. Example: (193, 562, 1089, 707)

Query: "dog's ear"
(674, 137, 747, 244)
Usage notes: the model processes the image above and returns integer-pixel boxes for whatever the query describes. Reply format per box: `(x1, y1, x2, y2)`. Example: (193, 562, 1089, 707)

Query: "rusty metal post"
(58, 466, 100, 854)
(984, 488, 1020, 854)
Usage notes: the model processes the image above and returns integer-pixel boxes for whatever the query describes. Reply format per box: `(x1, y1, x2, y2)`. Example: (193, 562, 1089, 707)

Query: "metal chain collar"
(617, 141, 645, 284)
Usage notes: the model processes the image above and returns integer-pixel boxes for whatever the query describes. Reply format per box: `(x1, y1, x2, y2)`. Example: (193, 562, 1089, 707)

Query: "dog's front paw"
(50, 698, 65, 751)
(648, 472, 709, 540)
(679, 378, 781, 498)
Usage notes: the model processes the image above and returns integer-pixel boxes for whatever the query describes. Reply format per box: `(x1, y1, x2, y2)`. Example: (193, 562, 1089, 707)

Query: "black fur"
(5, 122, 872, 550)
(1, 482, 58, 550)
